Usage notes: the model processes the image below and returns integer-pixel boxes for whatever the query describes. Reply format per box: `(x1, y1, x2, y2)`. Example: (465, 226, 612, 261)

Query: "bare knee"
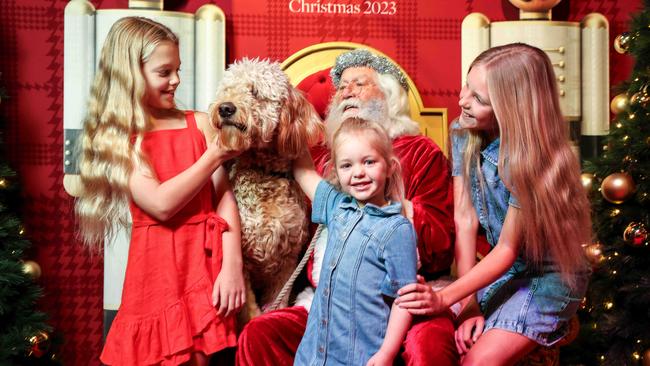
(460, 351, 494, 366)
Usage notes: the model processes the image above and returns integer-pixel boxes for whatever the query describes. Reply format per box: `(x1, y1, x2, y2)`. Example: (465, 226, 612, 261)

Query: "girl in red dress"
(75, 17, 244, 366)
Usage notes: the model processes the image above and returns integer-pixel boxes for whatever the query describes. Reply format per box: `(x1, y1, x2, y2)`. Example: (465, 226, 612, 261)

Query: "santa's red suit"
(236, 134, 459, 366)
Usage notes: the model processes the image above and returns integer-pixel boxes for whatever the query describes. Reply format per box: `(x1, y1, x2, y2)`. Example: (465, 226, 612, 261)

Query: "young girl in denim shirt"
(397, 43, 591, 365)
(293, 117, 417, 366)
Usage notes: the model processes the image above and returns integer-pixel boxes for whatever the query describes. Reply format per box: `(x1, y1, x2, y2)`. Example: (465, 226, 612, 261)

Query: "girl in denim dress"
(398, 43, 591, 365)
(293, 117, 418, 366)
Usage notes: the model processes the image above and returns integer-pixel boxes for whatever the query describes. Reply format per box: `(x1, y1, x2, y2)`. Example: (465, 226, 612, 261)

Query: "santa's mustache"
(325, 97, 388, 143)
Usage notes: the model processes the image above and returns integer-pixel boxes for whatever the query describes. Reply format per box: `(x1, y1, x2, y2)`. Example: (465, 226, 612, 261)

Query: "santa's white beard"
(325, 97, 389, 141)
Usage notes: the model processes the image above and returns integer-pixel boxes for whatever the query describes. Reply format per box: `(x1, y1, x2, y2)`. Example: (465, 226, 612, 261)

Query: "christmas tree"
(0, 88, 60, 365)
(562, 1, 650, 365)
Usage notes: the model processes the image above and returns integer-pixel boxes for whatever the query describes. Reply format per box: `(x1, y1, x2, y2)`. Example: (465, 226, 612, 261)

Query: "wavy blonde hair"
(461, 43, 591, 288)
(327, 117, 405, 211)
(75, 17, 178, 252)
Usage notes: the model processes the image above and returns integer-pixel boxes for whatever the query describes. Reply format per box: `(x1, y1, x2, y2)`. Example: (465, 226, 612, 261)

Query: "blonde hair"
(460, 43, 590, 288)
(327, 117, 405, 210)
(75, 17, 179, 252)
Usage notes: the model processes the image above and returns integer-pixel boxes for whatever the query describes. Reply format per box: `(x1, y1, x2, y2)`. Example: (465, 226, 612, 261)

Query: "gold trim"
(129, 0, 163, 10)
(519, 10, 551, 20)
(195, 4, 225, 22)
(64, 0, 96, 15)
(582, 13, 608, 29)
(462, 13, 490, 28)
(493, 20, 580, 27)
(96, 9, 194, 19)
(281, 42, 448, 153)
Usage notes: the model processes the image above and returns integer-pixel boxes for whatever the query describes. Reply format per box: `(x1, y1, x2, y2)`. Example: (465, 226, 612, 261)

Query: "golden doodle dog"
(209, 58, 323, 322)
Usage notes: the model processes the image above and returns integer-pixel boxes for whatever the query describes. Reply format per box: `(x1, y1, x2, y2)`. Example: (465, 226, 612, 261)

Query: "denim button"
(324, 287, 329, 296)
(321, 319, 327, 326)
(318, 346, 324, 353)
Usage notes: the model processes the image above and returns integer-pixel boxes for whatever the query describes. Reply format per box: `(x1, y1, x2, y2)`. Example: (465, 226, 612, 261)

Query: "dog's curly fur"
(209, 58, 323, 322)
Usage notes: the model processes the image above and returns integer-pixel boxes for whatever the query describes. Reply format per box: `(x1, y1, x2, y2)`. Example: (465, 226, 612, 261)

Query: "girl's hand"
(455, 313, 484, 355)
(366, 350, 394, 366)
(395, 275, 446, 316)
(212, 266, 246, 318)
(205, 140, 241, 164)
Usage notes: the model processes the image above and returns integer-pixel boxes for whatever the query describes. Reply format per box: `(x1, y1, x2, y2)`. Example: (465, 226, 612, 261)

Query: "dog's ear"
(277, 87, 324, 158)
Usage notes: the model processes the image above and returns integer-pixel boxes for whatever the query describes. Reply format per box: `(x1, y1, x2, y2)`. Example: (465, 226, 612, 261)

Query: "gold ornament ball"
(27, 331, 51, 358)
(610, 93, 630, 114)
(22, 260, 42, 280)
(614, 32, 632, 54)
(624, 222, 648, 247)
(583, 242, 605, 267)
(581, 173, 595, 194)
(601, 172, 636, 204)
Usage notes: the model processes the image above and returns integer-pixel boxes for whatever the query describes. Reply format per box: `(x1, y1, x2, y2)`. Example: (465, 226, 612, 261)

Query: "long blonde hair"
(75, 17, 178, 252)
(327, 117, 405, 210)
(462, 43, 590, 288)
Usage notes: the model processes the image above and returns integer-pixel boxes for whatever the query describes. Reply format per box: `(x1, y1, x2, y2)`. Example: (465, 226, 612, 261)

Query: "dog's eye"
(249, 86, 258, 98)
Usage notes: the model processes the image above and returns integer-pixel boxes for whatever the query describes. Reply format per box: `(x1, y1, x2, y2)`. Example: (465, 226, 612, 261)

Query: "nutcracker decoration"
(63, 0, 226, 335)
(461, 0, 609, 159)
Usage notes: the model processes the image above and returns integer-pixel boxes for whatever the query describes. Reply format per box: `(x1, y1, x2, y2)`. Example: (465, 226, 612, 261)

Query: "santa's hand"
(395, 275, 446, 316)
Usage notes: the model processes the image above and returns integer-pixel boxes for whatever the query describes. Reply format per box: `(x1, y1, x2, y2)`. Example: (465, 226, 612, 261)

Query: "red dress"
(101, 111, 237, 366)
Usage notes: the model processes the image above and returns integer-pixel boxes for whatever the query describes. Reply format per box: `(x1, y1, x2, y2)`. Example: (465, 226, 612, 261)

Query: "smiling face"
(335, 67, 386, 119)
(334, 130, 390, 207)
(458, 65, 498, 134)
(142, 41, 181, 113)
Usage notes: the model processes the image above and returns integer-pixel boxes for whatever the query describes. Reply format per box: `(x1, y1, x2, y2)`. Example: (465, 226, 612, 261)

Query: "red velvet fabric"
(296, 68, 335, 119)
(236, 307, 459, 366)
(401, 311, 459, 366)
(236, 307, 308, 366)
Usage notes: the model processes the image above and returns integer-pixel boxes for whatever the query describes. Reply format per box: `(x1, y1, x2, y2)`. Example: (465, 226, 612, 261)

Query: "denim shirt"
(450, 123, 527, 271)
(295, 181, 417, 366)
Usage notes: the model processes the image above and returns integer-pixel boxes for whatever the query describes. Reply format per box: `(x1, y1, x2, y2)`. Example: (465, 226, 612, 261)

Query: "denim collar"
(480, 137, 500, 166)
(340, 196, 403, 216)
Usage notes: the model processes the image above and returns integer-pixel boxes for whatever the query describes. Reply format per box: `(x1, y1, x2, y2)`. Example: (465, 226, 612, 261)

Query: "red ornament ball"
(623, 222, 648, 248)
(601, 172, 636, 204)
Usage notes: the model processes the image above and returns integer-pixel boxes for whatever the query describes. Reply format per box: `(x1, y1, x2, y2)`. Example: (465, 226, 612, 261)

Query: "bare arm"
(439, 206, 522, 309)
(292, 147, 322, 201)
(394, 175, 479, 315)
(129, 138, 235, 222)
(212, 166, 246, 317)
(367, 303, 412, 366)
(453, 175, 479, 309)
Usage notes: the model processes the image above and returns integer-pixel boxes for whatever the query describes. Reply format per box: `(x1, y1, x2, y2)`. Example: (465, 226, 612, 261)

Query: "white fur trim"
(294, 287, 314, 311)
(296, 226, 328, 313)
(311, 226, 327, 287)
(427, 277, 462, 316)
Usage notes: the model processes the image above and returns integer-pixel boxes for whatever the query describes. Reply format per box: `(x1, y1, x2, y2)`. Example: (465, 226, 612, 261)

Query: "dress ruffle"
(100, 276, 236, 366)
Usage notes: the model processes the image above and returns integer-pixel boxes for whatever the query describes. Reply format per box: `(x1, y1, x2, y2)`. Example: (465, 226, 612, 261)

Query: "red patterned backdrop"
(0, 0, 641, 364)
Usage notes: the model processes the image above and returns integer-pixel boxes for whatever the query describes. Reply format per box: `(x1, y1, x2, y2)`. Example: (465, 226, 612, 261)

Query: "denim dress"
(295, 181, 418, 365)
(450, 123, 588, 346)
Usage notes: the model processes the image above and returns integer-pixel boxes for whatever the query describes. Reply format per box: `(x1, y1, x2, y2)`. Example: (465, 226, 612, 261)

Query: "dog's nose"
(218, 102, 237, 118)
